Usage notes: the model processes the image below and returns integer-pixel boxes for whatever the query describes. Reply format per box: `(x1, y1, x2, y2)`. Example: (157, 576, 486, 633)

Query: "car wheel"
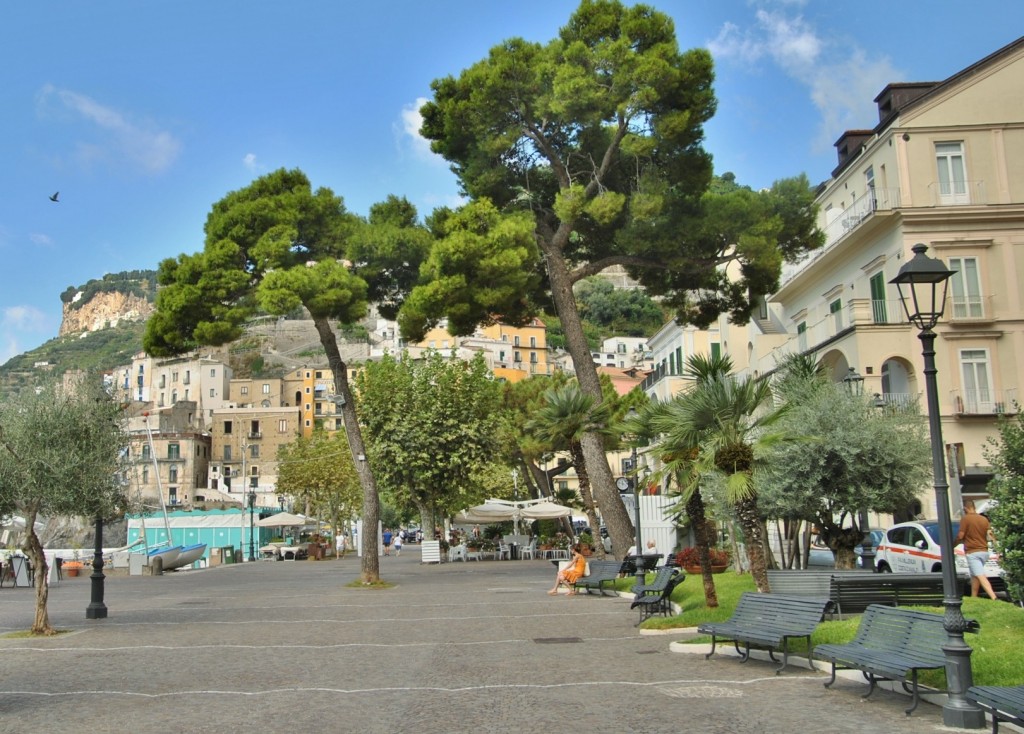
(877, 562, 892, 573)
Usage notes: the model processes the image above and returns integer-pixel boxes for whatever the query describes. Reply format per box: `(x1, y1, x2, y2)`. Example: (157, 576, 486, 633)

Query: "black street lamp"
(891, 243, 983, 729)
(85, 511, 107, 619)
(278, 495, 285, 512)
(247, 489, 257, 562)
(842, 367, 876, 572)
(620, 408, 644, 591)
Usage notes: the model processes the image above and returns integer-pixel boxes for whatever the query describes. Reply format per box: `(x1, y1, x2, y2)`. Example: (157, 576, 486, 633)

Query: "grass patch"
(344, 579, 394, 589)
(2, 629, 73, 639)
(637, 570, 1024, 686)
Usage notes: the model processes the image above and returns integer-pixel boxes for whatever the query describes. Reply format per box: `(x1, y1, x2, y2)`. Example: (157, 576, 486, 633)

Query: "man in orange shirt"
(955, 500, 998, 599)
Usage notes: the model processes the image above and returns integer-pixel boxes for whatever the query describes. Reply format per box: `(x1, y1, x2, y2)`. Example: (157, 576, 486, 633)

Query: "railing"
(875, 393, 920, 413)
(950, 388, 1018, 416)
(927, 179, 986, 206)
(818, 188, 901, 250)
(248, 431, 262, 439)
(949, 294, 993, 321)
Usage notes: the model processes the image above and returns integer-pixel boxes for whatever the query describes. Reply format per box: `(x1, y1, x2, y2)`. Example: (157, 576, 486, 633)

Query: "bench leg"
(704, 636, 719, 661)
(736, 641, 751, 663)
(862, 673, 879, 701)
(904, 671, 921, 716)
(823, 662, 838, 688)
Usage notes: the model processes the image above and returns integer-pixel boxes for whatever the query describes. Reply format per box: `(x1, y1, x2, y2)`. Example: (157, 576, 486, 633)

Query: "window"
(797, 322, 807, 351)
(949, 257, 983, 318)
(617, 342, 626, 354)
(168, 487, 177, 505)
(514, 350, 522, 363)
(167, 443, 181, 460)
(241, 386, 249, 395)
(869, 272, 888, 323)
(209, 389, 215, 398)
(710, 342, 721, 360)
(210, 368, 216, 377)
(169, 466, 178, 483)
(530, 336, 537, 348)
(315, 371, 323, 379)
(936, 142, 968, 204)
(224, 420, 233, 434)
(171, 371, 178, 383)
(142, 466, 149, 483)
(141, 444, 151, 460)
(865, 166, 876, 209)
(529, 351, 537, 363)
(830, 298, 843, 331)
(224, 445, 232, 461)
(250, 444, 260, 458)
(184, 370, 190, 385)
(250, 420, 260, 437)
(960, 349, 993, 412)
(514, 336, 521, 346)
(171, 389, 178, 404)
(262, 383, 270, 394)
(278, 419, 288, 433)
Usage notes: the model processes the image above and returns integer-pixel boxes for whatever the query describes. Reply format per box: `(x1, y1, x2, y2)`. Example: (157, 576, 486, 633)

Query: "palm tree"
(646, 353, 734, 607)
(659, 365, 790, 593)
(527, 382, 611, 558)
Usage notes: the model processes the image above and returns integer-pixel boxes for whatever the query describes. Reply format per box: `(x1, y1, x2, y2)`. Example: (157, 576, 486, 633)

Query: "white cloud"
(243, 153, 259, 171)
(36, 84, 182, 174)
(708, 7, 901, 154)
(29, 232, 54, 248)
(3, 305, 49, 332)
(396, 97, 440, 161)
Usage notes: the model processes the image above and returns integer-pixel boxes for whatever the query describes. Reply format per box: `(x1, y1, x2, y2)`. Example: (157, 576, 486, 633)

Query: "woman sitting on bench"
(548, 544, 586, 596)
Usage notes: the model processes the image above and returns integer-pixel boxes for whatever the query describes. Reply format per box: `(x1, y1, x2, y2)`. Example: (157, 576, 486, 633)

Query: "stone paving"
(0, 549, 990, 734)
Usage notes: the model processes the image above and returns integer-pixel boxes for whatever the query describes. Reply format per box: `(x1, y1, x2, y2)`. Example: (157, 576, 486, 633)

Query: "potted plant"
(577, 531, 595, 556)
(674, 546, 730, 574)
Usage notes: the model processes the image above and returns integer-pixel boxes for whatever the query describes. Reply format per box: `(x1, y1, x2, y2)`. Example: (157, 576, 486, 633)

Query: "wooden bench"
(814, 604, 979, 715)
(967, 685, 1024, 734)
(830, 572, 944, 616)
(573, 560, 623, 597)
(696, 592, 833, 673)
(630, 568, 684, 625)
(767, 570, 945, 616)
(767, 569, 835, 603)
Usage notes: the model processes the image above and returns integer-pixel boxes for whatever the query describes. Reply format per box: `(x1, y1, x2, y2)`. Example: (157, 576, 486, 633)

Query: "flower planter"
(683, 564, 727, 575)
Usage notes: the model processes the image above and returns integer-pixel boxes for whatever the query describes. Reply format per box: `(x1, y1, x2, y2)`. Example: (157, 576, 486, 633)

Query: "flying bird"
(49, 191, 60, 202)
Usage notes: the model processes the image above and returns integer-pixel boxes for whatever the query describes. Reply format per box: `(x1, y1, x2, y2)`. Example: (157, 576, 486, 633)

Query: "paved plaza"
(0, 549, 988, 733)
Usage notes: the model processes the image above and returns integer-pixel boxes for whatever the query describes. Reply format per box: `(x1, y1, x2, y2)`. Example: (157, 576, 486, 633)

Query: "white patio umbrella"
(255, 511, 309, 528)
(519, 499, 573, 520)
(455, 502, 520, 525)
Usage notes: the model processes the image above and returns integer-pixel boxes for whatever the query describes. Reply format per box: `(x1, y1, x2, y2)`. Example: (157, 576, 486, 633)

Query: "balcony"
(248, 431, 262, 440)
(927, 179, 986, 207)
(951, 388, 1018, 416)
(819, 188, 900, 250)
(949, 294, 994, 323)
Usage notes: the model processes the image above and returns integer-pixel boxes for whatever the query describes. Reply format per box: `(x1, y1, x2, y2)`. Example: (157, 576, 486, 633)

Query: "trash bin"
(222, 546, 234, 564)
(209, 547, 222, 567)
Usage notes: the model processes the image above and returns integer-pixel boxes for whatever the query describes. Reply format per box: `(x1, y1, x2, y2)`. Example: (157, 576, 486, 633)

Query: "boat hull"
(163, 543, 207, 571)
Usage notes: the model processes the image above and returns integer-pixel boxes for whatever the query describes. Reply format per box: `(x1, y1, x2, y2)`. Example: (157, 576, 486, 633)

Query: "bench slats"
(814, 604, 972, 715)
(696, 592, 831, 673)
(967, 685, 1024, 733)
(574, 560, 622, 596)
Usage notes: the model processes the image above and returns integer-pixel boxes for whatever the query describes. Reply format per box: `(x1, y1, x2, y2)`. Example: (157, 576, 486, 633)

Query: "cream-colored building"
(125, 401, 215, 510)
(208, 406, 302, 508)
(741, 36, 1024, 516)
(113, 352, 232, 429)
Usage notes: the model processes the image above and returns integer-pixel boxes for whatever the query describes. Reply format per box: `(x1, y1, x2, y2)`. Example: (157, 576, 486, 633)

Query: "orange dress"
(562, 553, 586, 583)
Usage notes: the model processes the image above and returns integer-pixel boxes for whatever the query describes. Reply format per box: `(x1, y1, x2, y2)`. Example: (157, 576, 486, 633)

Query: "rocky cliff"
(58, 270, 158, 336)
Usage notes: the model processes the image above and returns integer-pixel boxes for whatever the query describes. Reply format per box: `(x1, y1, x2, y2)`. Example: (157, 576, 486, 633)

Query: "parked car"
(873, 520, 1005, 584)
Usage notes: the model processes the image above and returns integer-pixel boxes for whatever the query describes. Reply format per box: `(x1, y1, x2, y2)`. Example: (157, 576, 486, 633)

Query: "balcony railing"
(949, 294, 993, 322)
(927, 179, 986, 207)
(248, 431, 262, 439)
(951, 388, 1018, 416)
(818, 187, 901, 250)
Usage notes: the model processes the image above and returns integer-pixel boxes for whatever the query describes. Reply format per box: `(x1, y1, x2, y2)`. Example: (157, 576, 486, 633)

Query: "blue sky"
(1, 1, 1021, 364)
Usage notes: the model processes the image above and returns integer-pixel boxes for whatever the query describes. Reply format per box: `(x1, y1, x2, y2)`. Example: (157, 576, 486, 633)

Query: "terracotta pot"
(66, 567, 80, 577)
(683, 564, 727, 575)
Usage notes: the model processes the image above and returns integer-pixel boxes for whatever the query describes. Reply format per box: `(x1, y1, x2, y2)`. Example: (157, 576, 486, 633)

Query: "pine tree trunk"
(314, 317, 380, 583)
(541, 241, 633, 558)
